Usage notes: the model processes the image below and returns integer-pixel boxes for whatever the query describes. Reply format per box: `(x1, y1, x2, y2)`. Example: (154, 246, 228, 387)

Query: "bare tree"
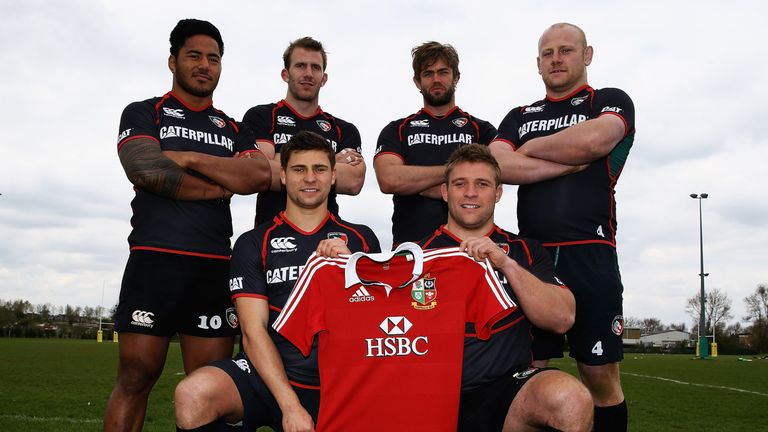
(686, 287, 733, 339)
(744, 284, 768, 351)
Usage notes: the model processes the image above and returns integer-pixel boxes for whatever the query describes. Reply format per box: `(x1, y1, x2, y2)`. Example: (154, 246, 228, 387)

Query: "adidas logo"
(349, 286, 375, 303)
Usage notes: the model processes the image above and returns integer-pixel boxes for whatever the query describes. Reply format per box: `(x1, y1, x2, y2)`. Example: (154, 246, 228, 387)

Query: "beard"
(176, 70, 218, 98)
(422, 84, 455, 107)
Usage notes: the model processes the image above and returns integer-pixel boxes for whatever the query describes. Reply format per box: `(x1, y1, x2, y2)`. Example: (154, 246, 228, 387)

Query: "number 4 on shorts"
(591, 341, 604, 356)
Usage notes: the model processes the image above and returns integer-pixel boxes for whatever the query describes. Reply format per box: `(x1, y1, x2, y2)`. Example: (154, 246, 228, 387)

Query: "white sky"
(1, 0, 767, 328)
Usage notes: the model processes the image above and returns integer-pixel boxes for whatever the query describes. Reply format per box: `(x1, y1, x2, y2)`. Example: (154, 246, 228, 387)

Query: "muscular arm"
(373, 153, 444, 195)
(461, 237, 575, 334)
(237, 297, 314, 432)
(162, 150, 271, 195)
(517, 114, 627, 165)
(489, 140, 584, 185)
(118, 138, 224, 200)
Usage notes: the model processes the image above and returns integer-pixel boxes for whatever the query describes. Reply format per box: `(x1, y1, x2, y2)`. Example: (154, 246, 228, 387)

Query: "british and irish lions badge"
(411, 275, 437, 310)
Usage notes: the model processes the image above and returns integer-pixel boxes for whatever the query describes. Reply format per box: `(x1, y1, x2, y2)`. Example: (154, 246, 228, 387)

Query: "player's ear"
(168, 55, 176, 74)
(536, 56, 542, 76)
(331, 167, 337, 187)
(584, 45, 593, 66)
(281, 68, 289, 83)
(280, 167, 286, 186)
(413, 75, 422, 91)
(495, 184, 503, 203)
(320, 73, 328, 87)
(441, 182, 448, 203)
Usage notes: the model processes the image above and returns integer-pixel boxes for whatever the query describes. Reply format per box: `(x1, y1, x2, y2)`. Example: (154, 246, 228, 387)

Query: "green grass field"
(0, 338, 766, 431)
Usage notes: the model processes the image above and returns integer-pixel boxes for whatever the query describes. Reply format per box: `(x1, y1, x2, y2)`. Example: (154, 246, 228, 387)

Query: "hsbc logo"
(270, 237, 297, 253)
(277, 116, 295, 126)
(131, 310, 154, 328)
(365, 316, 428, 357)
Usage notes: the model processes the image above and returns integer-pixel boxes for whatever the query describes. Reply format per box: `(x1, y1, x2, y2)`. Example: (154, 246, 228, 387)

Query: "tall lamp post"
(690, 193, 709, 359)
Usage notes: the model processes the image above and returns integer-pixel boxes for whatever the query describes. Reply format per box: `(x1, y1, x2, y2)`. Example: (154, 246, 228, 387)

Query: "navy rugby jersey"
(376, 107, 496, 244)
(229, 211, 380, 387)
(242, 100, 362, 226)
(117, 92, 260, 258)
(495, 85, 635, 247)
(421, 225, 564, 390)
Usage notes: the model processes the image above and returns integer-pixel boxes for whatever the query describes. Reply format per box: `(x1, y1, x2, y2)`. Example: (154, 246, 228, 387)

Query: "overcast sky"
(1, 1, 766, 329)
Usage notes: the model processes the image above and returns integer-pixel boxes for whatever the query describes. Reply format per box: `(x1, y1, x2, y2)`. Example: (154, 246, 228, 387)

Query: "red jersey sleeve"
(465, 257, 517, 340)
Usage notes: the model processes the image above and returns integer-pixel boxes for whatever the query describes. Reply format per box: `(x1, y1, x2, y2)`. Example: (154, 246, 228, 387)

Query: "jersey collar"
(344, 242, 424, 296)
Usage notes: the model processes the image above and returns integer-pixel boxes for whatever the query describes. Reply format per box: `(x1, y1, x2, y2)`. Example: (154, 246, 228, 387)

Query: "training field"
(0, 338, 766, 431)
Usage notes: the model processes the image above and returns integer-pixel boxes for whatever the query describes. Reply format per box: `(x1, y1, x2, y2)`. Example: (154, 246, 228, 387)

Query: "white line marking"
(622, 372, 768, 397)
(0, 414, 102, 423)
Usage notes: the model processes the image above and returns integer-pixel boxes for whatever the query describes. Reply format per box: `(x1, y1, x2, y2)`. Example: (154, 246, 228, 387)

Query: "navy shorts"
(546, 243, 624, 365)
(114, 250, 239, 337)
(212, 352, 320, 431)
(458, 367, 553, 432)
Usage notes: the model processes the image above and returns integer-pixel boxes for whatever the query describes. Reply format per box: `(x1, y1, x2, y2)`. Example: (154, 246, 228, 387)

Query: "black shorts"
(531, 326, 565, 361)
(546, 243, 624, 365)
(458, 367, 553, 432)
(114, 250, 238, 337)
(212, 352, 320, 431)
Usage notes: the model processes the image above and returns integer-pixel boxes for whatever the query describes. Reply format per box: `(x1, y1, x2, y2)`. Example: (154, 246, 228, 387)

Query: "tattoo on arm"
(119, 139, 184, 198)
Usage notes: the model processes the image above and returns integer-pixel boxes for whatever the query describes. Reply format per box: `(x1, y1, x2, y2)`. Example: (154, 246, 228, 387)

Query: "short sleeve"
(242, 105, 274, 144)
(272, 254, 328, 356)
(117, 101, 159, 150)
(475, 119, 497, 144)
(229, 230, 268, 300)
(526, 239, 565, 287)
(337, 119, 362, 154)
(233, 121, 259, 154)
(375, 120, 404, 160)
(494, 108, 523, 149)
(595, 88, 635, 136)
(465, 258, 516, 340)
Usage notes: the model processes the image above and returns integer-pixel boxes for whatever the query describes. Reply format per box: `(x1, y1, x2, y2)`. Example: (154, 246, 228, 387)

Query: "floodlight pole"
(690, 193, 709, 359)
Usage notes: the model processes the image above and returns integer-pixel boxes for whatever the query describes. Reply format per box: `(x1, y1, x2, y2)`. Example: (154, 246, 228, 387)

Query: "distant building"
(640, 329, 692, 348)
(623, 327, 641, 347)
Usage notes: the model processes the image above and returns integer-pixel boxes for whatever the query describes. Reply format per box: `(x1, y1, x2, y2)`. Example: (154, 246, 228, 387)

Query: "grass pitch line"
(622, 372, 768, 397)
(0, 414, 102, 424)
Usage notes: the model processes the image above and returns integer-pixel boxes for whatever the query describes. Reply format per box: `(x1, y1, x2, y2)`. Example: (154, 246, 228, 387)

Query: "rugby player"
(490, 23, 635, 432)
(374, 41, 496, 245)
(174, 131, 379, 431)
(106, 19, 271, 432)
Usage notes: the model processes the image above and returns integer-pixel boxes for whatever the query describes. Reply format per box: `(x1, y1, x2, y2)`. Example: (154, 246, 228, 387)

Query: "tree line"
(0, 298, 115, 339)
(624, 284, 768, 354)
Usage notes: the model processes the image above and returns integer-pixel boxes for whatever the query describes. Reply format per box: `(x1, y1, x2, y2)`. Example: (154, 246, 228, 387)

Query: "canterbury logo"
(131, 310, 155, 327)
(233, 358, 251, 374)
(349, 287, 375, 303)
(270, 237, 297, 250)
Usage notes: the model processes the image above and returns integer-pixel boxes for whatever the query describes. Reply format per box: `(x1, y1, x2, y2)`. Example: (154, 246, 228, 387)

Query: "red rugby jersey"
(273, 243, 516, 431)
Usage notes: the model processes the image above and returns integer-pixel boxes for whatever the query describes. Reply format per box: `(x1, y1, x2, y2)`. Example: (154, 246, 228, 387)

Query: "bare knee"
(115, 358, 164, 395)
(577, 362, 624, 406)
(175, 366, 240, 428)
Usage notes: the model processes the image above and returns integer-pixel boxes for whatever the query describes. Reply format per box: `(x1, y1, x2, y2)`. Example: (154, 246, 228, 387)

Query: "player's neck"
(284, 204, 328, 232)
(444, 220, 494, 241)
(545, 79, 589, 100)
(284, 94, 320, 117)
(423, 100, 456, 117)
(171, 85, 213, 110)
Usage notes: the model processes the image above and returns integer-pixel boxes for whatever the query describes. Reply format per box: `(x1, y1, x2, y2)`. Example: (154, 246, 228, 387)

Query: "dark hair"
(411, 41, 460, 79)
(283, 37, 327, 70)
(444, 144, 500, 186)
(169, 19, 224, 57)
(280, 131, 335, 169)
